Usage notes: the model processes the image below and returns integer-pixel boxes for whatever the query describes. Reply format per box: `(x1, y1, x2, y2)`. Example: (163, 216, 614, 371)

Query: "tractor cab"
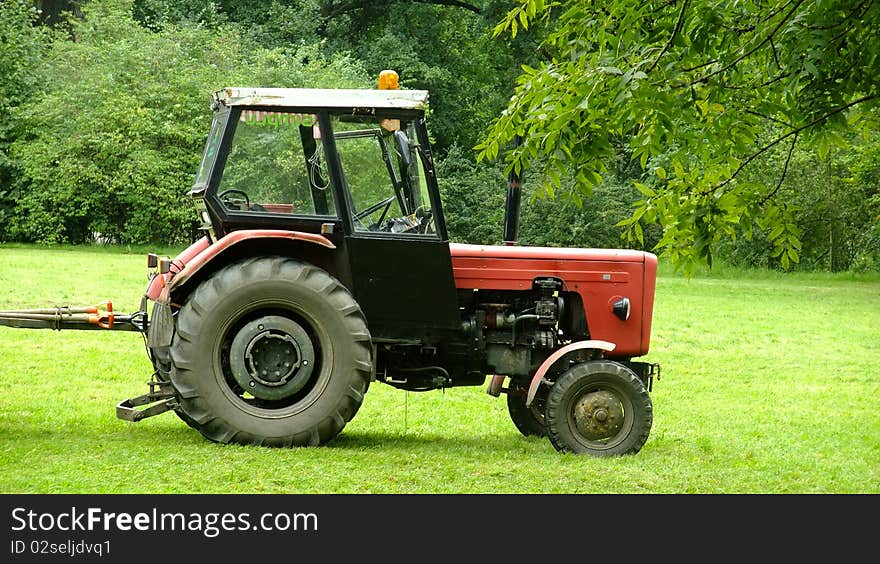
(189, 85, 460, 340)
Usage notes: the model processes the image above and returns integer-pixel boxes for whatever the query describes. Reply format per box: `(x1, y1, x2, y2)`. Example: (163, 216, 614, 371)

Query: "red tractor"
(0, 77, 660, 456)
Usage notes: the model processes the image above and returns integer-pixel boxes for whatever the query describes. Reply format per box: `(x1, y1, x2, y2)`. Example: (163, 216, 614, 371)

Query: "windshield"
(193, 113, 224, 189)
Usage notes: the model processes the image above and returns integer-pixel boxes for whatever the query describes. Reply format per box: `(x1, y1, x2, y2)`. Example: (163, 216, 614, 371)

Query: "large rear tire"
(150, 347, 199, 430)
(544, 360, 652, 456)
(168, 257, 372, 447)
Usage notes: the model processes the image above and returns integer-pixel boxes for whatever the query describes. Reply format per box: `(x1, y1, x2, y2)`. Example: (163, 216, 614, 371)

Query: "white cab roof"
(218, 87, 429, 110)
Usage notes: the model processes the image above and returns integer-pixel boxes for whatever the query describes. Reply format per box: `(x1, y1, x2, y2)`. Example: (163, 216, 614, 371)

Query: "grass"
(0, 243, 878, 493)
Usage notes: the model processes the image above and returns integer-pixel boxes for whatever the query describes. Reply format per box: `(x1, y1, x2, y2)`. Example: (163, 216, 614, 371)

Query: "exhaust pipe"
(502, 135, 523, 245)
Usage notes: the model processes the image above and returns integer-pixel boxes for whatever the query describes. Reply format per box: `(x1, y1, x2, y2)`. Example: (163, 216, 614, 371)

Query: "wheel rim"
(229, 315, 316, 401)
(567, 380, 633, 450)
(214, 299, 332, 416)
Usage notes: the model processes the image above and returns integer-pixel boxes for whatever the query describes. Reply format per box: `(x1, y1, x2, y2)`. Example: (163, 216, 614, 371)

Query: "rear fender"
(525, 340, 616, 407)
(153, 229, 335, 302)
(147, 230, 336, 349)
(145, 237, 211, 301)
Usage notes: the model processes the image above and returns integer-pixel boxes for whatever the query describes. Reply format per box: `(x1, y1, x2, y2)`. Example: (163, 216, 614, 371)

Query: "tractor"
(0, 74, 660, 456)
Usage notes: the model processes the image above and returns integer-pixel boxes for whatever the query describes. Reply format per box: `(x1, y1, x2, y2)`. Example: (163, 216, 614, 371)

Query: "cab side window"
(333, 117, 436, 236)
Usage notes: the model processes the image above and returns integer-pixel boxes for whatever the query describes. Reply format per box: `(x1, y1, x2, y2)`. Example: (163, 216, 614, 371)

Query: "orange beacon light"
(378, 70, 399, 90)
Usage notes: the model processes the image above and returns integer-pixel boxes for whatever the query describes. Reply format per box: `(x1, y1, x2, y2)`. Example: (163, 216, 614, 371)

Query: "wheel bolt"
(249, 381, 255, 387)
(303, 360, 309, 366)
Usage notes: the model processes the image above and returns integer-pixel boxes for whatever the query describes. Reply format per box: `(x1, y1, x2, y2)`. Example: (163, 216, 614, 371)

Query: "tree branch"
(711, 94, 880, 193)
(690, 0, 807, 85)
(744, 109, 793, 129)
(646, 0, 689, 73)
(411, 0, 482, 13)
(769, 36, 781, 70)
(760, 0, 797, 24)
(801, 0, 872, 30)
(718, 71, 791, 90)
(761, 131, 798, 204)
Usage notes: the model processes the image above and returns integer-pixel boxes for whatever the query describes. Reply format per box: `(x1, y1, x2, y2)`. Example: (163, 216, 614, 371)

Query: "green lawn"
(0, 243, 878, 493)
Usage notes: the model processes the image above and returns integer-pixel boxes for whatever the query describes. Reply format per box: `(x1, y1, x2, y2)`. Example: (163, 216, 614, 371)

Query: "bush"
(0, 0, 50, 230)
(716, 131, 880, 272)
(7, 0, 368, 245)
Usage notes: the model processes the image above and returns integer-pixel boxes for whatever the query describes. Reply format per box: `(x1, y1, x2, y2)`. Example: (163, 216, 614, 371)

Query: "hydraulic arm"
(0, 301, 145, 332)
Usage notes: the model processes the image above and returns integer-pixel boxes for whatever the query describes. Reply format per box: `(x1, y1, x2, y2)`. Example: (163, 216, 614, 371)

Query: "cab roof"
(217, 87, 429, 111)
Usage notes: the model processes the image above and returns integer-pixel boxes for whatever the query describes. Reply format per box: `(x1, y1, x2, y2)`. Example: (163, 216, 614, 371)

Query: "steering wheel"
(218, 189, 250, 210)
(353, 196, 395, 227)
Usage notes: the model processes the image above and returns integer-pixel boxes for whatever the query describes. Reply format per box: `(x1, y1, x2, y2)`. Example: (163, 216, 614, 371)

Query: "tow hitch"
(115, 373, 178, 422)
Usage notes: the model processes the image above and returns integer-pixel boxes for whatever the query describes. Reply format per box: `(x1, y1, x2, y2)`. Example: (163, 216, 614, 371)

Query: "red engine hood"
(448, 242, 657, 358)
(448, 243, 651, 291)
(449, 243, 647, 262)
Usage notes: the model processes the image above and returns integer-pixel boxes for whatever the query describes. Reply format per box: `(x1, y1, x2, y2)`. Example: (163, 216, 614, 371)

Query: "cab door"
(321, 113, 460, 341)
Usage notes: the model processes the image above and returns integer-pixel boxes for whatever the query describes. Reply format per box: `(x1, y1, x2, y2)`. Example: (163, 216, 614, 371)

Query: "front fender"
(525, 340, 616, 407)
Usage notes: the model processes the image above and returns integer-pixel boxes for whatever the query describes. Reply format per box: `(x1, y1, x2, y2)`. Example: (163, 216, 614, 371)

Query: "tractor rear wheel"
(168, 257, 372, 447)
(150, 347, 199, 430)
(544, 360, 652, 456)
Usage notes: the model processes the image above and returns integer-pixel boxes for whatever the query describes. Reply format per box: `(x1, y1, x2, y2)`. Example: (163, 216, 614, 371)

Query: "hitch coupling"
(116, 373, 178, 422)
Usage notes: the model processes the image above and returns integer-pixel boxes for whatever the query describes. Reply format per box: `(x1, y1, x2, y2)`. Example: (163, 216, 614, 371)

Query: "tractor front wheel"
(168, 257, 372, 447)
(544, 360, 652, 456)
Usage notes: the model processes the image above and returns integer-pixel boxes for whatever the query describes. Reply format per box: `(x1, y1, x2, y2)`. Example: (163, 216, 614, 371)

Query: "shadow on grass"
(0, 420, 553, 457)
(327, 430, 551, 453)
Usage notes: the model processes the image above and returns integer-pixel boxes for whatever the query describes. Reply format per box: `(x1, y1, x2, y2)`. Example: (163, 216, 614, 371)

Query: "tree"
(0, 1, 50, 229)
(477, 0, 880, 273)
(134, 1, 527, 152)
(9, 0, 369, 245)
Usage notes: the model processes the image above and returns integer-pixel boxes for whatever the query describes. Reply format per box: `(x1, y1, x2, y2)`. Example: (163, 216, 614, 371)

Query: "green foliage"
(132, 0, 228, 29)
(8, 0, 368, 245)
(719, 128, 880, 272)
(321, 3, 519, 152)
(439, 145, 658, 251)
(438, 145, 508, 244)
(138, 0, 531, 154)
(0, 0, 51, 227)
(479, 0, 880, 274)
(3, 0, 877, 272)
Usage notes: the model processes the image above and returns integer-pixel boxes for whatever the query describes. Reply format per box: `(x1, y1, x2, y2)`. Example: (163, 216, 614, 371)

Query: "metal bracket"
(116, 377, 178, 422)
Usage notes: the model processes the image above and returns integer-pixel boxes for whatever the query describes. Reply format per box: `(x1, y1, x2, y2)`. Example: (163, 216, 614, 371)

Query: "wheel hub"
(573, 390, 624, 441)
(246, 332, 300, 386)
(229, 316, 315, 401)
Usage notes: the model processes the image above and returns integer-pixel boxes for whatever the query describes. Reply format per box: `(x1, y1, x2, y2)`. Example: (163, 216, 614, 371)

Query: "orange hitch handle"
(88, 301, 114, 329)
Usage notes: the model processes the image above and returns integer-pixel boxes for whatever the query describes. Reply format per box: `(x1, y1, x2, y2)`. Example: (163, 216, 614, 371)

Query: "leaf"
(633, 182, 656, 197)
(673, 159, 684, 178)
(768, 224, 785, 241)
